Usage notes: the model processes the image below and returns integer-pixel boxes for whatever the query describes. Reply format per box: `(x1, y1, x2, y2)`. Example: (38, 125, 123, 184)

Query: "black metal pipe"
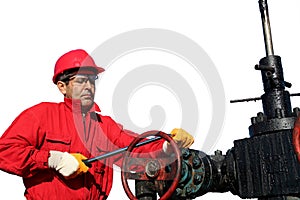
(83, 132, 165, 165)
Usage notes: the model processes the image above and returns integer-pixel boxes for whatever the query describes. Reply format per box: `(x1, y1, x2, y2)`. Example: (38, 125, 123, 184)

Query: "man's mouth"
(82, 94, 92, 98)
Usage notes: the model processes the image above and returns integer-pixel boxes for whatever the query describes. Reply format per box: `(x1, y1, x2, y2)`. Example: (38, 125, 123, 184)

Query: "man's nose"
(84, 79, 93, 89)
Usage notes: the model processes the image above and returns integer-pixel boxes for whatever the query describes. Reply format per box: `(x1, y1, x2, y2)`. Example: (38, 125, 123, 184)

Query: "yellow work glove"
(68, 153, 89, 179)
(163, 128, 194, 154)
(48, 151, 89, 179)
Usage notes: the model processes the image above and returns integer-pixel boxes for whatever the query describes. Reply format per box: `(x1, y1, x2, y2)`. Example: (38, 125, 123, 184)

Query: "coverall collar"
(64, 97, 101, 114)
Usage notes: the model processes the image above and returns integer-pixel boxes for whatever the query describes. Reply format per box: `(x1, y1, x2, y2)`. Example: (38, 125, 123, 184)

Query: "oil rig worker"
(0, 49, 194, 200)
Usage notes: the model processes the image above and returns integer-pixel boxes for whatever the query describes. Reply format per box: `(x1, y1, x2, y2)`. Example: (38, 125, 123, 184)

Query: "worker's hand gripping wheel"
(121, 131, 182, 200)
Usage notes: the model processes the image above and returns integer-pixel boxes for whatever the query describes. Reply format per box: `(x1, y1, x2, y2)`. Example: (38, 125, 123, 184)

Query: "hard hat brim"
(52, 65, 105, 84)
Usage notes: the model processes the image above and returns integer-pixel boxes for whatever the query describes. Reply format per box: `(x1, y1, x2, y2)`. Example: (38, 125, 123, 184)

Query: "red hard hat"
(52, 49, 105, 83)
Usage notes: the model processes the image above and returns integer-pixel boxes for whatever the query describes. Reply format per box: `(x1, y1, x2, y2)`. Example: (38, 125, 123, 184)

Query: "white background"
(0, 1, 300, 199)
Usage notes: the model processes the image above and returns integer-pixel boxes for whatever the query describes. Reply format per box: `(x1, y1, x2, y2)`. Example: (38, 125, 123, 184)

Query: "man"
(0, 49, 194, 199)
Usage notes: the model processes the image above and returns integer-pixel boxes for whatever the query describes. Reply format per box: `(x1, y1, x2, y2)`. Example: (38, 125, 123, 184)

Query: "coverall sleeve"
(0, 109, 49, 178)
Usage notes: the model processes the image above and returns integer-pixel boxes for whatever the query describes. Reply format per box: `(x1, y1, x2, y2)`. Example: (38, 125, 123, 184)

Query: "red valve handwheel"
(121, 130, 182, 200)
(293, 119, 300, 162)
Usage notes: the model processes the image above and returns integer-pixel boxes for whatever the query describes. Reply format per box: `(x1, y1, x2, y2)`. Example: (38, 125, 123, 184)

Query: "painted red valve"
(293, 118, 300, 162)
(121, 130, 182, 200)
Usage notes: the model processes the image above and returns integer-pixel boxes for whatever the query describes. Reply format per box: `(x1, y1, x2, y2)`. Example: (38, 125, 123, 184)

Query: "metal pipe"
(259, 0, 274, 56)
(83, 132, 165, 165)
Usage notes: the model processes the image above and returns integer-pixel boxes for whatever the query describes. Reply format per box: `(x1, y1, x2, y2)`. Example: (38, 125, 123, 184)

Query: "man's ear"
(57, 81, 67, 95)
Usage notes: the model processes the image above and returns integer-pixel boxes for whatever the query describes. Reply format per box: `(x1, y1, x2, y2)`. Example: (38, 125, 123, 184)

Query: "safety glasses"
(68, 74, 98, 85)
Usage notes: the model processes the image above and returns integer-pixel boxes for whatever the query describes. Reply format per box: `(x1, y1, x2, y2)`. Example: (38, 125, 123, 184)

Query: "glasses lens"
(70, 75, 98, 85)
(89, 75, 98, 81)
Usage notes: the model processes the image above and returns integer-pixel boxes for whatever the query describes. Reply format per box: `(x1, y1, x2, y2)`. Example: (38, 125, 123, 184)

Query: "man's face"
(58, 74, 98, 111)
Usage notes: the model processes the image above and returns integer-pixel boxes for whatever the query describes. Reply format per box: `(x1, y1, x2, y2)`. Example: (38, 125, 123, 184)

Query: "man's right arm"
(0, 108, 89, 179)
(0, 109, 50, 178)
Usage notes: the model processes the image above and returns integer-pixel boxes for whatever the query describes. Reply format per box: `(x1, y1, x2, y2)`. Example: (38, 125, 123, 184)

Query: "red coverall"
(0, 98, 164, 200)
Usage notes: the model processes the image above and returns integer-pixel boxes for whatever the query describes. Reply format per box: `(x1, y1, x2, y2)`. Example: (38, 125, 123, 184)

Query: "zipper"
(82, 112, 87, 200)
(82, 113, 87, 141)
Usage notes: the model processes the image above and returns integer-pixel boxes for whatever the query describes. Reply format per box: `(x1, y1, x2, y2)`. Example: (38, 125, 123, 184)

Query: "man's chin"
(81, 99, 94, 109)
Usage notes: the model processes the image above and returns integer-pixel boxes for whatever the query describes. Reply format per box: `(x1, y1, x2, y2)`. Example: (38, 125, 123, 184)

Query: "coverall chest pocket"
(45, 133, 71, 152)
